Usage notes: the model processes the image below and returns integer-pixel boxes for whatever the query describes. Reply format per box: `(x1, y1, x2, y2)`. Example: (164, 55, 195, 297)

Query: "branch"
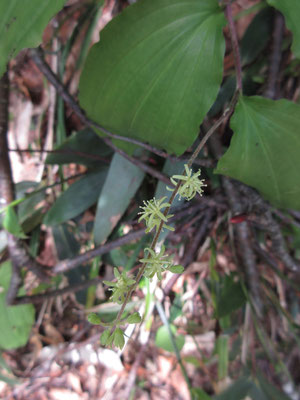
(265, 11, 284, 100)
(163, 208, 215, 296)
(30, 47, 211, 168)
(14, 277, 102, 305)
(210, 136, 263, 317)
(225, 2, 243, 94)
(0, 71, 50, 304)
(53, 202, 207, 275)
(237, 184, 300, 273)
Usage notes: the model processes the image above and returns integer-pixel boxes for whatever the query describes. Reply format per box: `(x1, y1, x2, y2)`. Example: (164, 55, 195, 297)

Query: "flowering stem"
(110, 93, 239, 333)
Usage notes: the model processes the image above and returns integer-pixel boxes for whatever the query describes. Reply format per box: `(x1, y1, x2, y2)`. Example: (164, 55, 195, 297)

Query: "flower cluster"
(138, 196, 174, 233)
(168, 164, 207, 201)
(88, 165, 203, 350)
(140, 245, 173, 280)
(103, 268, 135, 304)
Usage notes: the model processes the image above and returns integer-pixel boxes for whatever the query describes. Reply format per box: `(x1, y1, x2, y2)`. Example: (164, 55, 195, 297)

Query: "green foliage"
(267, 0, 300, 58)
(79, 0, 226, 155)
(44, 168, 108, 225)
(126, 312, 142, 324)
(138, 197, 173, 233)
(87, 313, 102, 325)
(93, 153, 145, 245)
(0, 0, 66, 77)
(103, 268, 135, 304)
(3, 206, 27, 239)
(0, 261, 35, 350)
(213, 378, 253, 400)
(215, 276, 246, 318)
(167, 164, 207, 201)
(45, 129, 112, 167)
(167, 265, 184, 274)
(2, 0, 300, 396)
(140, 245, 173, 280)
(155, 324, 185, 353)
(215, 96, 300, 209)
(240, 7, 274, 65)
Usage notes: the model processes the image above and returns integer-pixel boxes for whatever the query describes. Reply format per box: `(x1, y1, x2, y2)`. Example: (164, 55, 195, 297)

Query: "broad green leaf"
(93, 153, 144, 245)
(79, 0, 226, 155)
(44, 168, 107, 226)
(0, 261, 35, 350)
(267, 0, 300, 58)
(215, 96, 300, 209)
(45, 129, 112, 167)
(0, 0, 66, 77)
(155, 324, 185, 352)
(3, 206, 27, 239)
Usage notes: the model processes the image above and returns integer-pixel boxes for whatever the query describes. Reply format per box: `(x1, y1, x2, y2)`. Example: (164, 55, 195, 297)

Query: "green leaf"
(87, 313, 102, 325)
(100, 329, 110, 346)
(217, 335, 229, 381)
(267, 0, 300, 58)
(113, 328, 125, 349)
(167, 265, 184, 274)
(93, 153, 144, 245)
(45, 129, 112, 167)
(216, 277, 246, 318)
(127, 312, 142, 324)
(0, 0, 66, 77)
(16, 181, 44, 224)
(241, 7, 274, 65)
(257, 373, 292, 400)
(213, 378, 253, 400)
(3, 206, 27, 239)
(215, 96, 300, 209)
(0, 261, 35, 349)
(79, 0, 225, 155)
(52, 224, 89, 304)
(44, 168, 107, 225)
(191, 388, 212, 400)
(155, 324, 185, 353)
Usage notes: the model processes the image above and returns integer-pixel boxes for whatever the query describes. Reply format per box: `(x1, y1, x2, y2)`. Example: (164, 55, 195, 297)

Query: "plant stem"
(111, 94, 239, 332)
(225, 2, 243, 94)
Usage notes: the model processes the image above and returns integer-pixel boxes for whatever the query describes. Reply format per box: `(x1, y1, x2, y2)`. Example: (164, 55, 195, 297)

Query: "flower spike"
(138, 196, 174, 233)
(167, 164, 207, 201)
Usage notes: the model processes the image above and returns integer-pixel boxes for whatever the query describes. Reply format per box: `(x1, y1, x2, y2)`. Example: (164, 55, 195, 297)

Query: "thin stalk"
(225, 2, 243, 94)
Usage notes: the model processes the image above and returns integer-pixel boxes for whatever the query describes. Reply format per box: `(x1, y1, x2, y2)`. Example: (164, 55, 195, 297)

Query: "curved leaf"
(267, 0, 300, 58)
(79, 0, 225, 155)
(0, 0, 66, 77)
(44, 168, 107, 226)
(215, 96, 300, 209)
(93, 153, 144, 245)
